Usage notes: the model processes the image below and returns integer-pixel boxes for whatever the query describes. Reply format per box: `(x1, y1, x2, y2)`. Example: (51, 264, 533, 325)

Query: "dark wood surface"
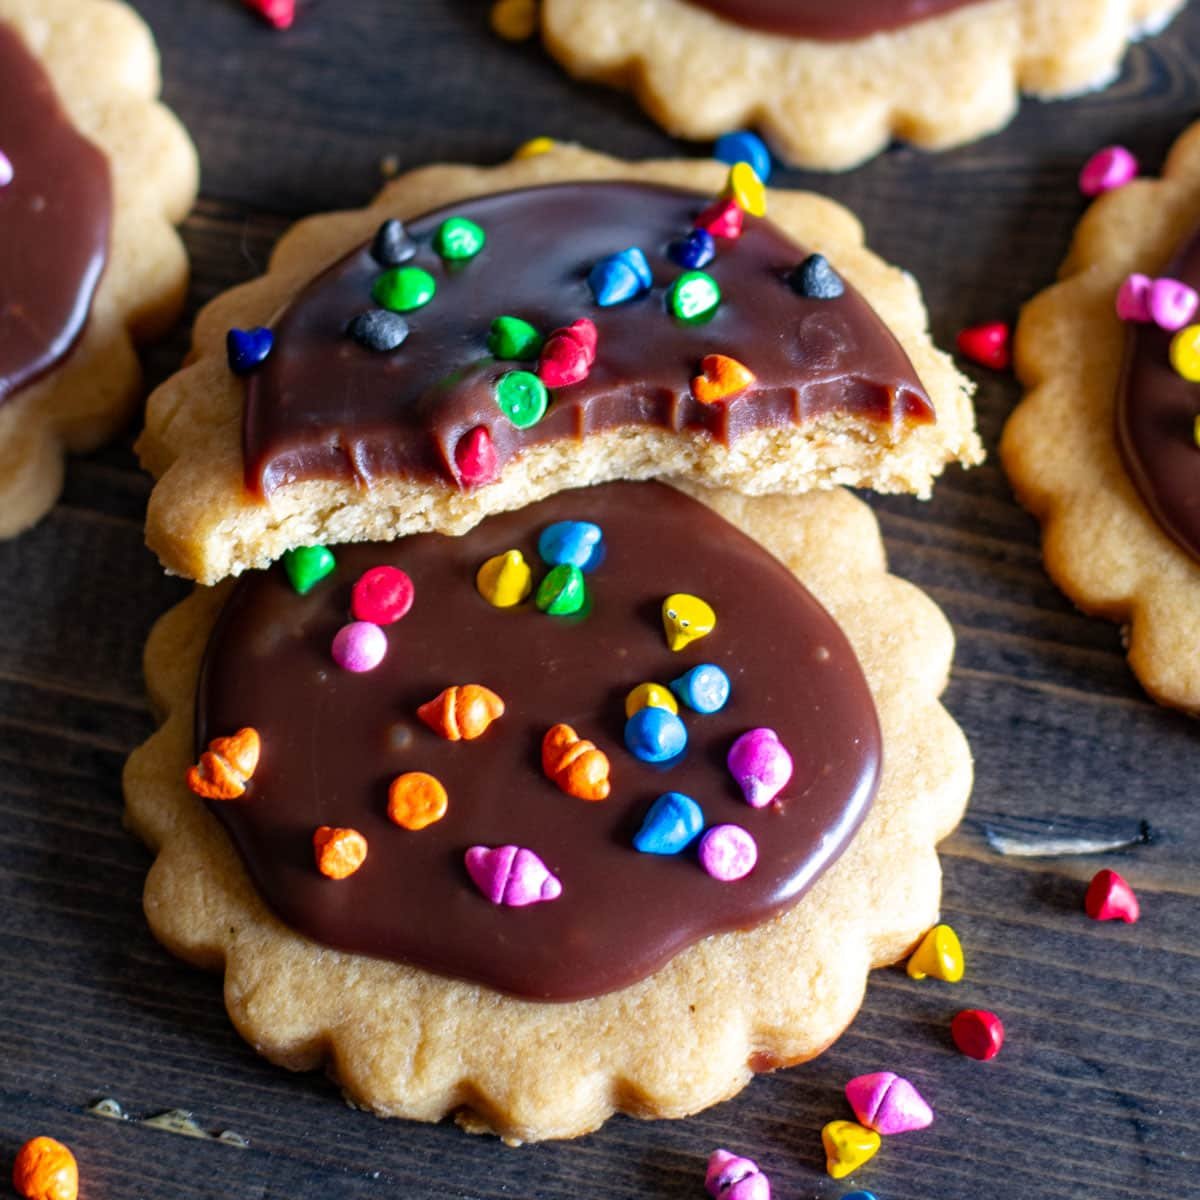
(4, 2, 1200, 1196)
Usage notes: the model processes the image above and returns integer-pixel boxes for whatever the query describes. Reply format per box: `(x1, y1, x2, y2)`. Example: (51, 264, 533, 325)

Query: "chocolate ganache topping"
(0, 22, 111, 405)
(683, 0, 983, 40)
(196, 482, 882, 1001)
(244, 182, 933, 495)
(1117, 225, 1200, 564)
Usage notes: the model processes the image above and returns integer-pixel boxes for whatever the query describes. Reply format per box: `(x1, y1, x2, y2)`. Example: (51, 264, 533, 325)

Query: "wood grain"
(2, 1, 1200, 1196)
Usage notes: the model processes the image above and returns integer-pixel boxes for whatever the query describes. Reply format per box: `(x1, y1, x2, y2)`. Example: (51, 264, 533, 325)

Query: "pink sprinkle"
(698, 824, 757, 882)
(845, 1071, 934, 1136)
(727, 728, 793, 807)
(695, 197, 744, 240)
(705, 1150, 770, 1199)
(0, 150, 12, 188)
(1115, 273, 1153, 323)
(465, 844, 562, 906)
(331, 621, 387, 672)
(1148, 277, 1199, 331)
(1079, 145, 1138, 196)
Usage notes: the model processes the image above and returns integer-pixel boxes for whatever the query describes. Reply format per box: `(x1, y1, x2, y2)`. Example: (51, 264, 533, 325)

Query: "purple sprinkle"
(0, 150, 13, 188)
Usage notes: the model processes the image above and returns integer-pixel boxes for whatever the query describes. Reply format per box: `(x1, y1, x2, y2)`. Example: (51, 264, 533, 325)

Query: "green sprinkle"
(488, 315, 543, 361)
(283, 545, 336, 595)
(372, 266, 436, 313)
(434, 217, 486, 262)
(536, 563, 586, 615)
(668, 270, 721, 324)
(494, 370, 548, 429)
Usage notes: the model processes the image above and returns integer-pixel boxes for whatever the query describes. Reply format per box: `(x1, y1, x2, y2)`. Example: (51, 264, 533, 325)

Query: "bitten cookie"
(124, 479, 972, 1142)
(1003, 122, 1200, 712)
(0, 0, 197, 536)
(139, 146, 980, 584)
(538, 0, 1183, 171)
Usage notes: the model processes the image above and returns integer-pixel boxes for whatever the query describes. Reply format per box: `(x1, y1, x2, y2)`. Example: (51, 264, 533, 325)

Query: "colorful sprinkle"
(1169, 324, 1200, 381)
(589, 248, 652, 306)
(536, 563, 587, 615)
(186, 727, 261, 802)
(723, 161, 766, 217)
(538, 520, 605, 571)
(714, 130, 772, 183)
(331, 621, 387, 673)
(417, 684, 505, 741)
(348, 309, 409, 352)
(950, 1008, 1005, 1061)
(282, 544, 335, 595)
(372, 265, 436, 313)
(668, 227, 716, 271)
(956, 321, 1011, 371)
(387, 771, 449, 830)
(695, 197, 744, 240)
(698, 824, 758, 881)
(542, 723, 611, 800)
(351, 565, 414, 625)
(788, 253, 844, 300)
(1079, 144, 1138, 196)
(490, 0, 538, 41)
(705, 1148, 770, 1200)
(226, 326, 274, 374)
(906, 922, 965, 982)
(370, 218, 416, 267)
(466, 844, 562, 905)
(669, 663, 730, 714)
(624, 682, 679, 719)
(494, 369, 549, 427)
(0, 150, 13, 188)
(692, 353, 756, 404)
(1149, 277, 1199, 331)
(662, 592, 716, 651)
(488, 315, 543, 361)
(476, 549, 533, 607)
(455, 425, 500, 488)
(313, 826, 368, 879)
(668, 271, 721, 324)
(12, 1136, 78, 1200)
(821, 1121, 881, 1180)
(1115, 272, 1153, 323)
(634, 791, 704, 855)
(840, 1193, 879, 1200)
(727, 727, 793, 807)
(846, 1072, 934, 1135)
(538, 327, 592, 388)
(624, 706, 688, 763)
(1085, 867, 1140, 922)
(242, 0, 294, 29)
(514, 135, 556, 158)
(434, 216, 486, 262)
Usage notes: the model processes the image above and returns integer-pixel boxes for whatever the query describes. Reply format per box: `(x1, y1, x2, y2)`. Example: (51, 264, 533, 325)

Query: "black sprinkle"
(789, 253, 844, 300)
(370, 219, 416, 267)
(349, 309, 410, 352)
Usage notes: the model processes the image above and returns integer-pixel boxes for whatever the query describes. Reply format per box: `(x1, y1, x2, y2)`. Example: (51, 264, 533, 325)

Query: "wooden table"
(4, 2, 1199, 1196)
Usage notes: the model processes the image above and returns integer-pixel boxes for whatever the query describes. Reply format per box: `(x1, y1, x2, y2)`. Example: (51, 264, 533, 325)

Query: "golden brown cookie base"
(1003, 121, 1200, 712)
(0, 0, 197, 538)
(541, 0, 1182, 171)
(124, 482, 972, 1142)
(140, 146, 980, 584)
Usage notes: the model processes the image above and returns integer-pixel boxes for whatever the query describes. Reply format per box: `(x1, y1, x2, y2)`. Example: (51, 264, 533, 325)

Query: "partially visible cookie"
(0, 0, 197, 537)
(124, 479, 972, 1142)
(1003, 121, 1200, 712)
(539, 0, 1183, 171)
(140, 146, 979, 584)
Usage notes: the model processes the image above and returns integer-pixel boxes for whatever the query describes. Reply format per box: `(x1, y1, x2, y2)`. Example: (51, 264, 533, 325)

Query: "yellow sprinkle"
(821, 1121, 881, 1179)
(1169, 323, 1200, 382)
(662, 593, 716, 653)
(723, 161, 767, 217)
(476, 549, 533, 608)
(490, 0, 538, 41)
(1193, 414, 1200, 447)
(906, 922, 965, 982)
(624, 682, 679, 720)
(515, 136, 556, 159)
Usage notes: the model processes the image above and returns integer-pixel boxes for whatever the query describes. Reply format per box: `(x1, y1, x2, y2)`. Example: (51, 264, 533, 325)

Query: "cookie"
(0, 0, 197, 537)
(139, 146, 980, 584)
(1003, 122, 1200, 712)
(124, 479, 972, 1142)
(538, 0, 1184, 171)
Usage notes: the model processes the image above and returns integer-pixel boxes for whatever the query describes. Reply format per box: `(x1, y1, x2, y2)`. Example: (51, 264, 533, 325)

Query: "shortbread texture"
(0, 0, 197, 536)
(140, 147, 980, 584)
(541, 0, 1182, 171)
(1003, 120, 1200, 712)
(124, 483, 972, 1143)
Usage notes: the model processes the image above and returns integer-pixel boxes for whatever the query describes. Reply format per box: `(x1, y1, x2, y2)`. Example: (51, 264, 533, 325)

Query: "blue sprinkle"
(669, 664, 731, 714)
(839, 1193, 879, 1200)
(634, 792, 705, 855)
(538, 520, 605, 572)
(668, 228, 715, 271)
(714, 130, 772, 183)
(226, 326, 274, 374)
(588, 248, 652, 307)
(621, 247, 653, 290)
(624, 707, 688, 763)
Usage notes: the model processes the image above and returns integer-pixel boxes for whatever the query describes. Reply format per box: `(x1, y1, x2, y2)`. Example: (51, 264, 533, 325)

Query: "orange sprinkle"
(417, 684, 505, 741)
(542, 723, 611, 801)
(691, 354, 756, 405)
(313, 826, 368, 879)
(186, 727, 261, 801)
(12, 1137, 78, 1200)
(387, 772, 449, 830)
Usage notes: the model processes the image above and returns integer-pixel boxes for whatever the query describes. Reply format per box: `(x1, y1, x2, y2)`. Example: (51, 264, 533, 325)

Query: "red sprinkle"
(561, 318, 598, 363)
(695, 198, 744, 240)
(538, 333, 591, 389)
(351, 566, 414, 626)
(455, 425, 499, 488)
(951, 1009, 1005, 1061)
(1085, 868, 1140, 923)
(956, 321, 1011, 370)
(243, 0, 295, 29)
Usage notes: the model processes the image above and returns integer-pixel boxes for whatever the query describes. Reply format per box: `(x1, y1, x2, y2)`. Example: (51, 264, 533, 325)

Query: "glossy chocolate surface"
(0, 22, 111, 405)
(244, 182, 933, 495)
(196, 482, 882, 1000)
(685, 0, 981, 39)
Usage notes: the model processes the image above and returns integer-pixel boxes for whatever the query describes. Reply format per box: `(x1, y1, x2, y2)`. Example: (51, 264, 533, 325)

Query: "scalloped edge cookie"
(1002, 121, 1200, 712)
(0, 0, 197, 537)
(539, 0, 1183, 171)
(139, 145, 980, 584)
(123, 481, 972, 1143)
